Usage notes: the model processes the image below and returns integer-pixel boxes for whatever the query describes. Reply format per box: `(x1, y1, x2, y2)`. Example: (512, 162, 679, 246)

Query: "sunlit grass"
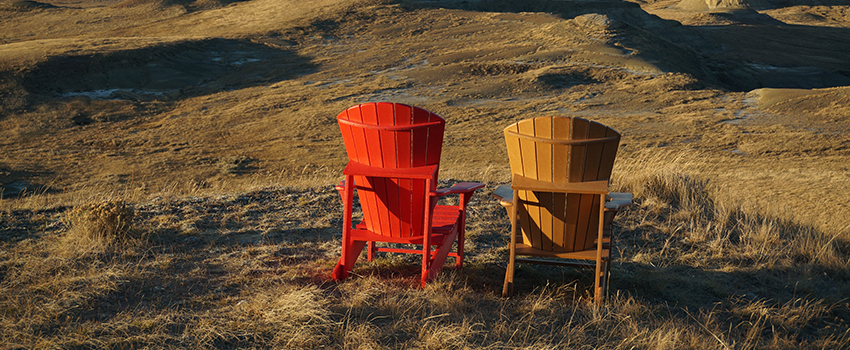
(1, 150, 848, 348)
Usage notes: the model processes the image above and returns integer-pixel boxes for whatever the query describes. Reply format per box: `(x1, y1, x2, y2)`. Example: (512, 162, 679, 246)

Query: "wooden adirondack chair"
(492, 116, 632, 303)
(332, 102, 484, 287)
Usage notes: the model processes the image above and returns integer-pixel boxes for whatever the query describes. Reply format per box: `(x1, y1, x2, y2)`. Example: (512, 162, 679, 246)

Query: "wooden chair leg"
(602, 259, 611, 300)
(594, 260, 604, 304)
(602, 248, 612, 300)
(502, 255, 515, 297)
(503, 196, 518, 297)
(594, 193, 606, 304)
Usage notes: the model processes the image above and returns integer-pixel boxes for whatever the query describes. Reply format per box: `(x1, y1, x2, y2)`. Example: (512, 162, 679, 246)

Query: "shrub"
(64, 200, 136, 245)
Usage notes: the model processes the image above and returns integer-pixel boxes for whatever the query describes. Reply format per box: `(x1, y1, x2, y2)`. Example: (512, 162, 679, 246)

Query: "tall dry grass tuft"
(612, 150, 850, 272)
(62, 200, 137, 250)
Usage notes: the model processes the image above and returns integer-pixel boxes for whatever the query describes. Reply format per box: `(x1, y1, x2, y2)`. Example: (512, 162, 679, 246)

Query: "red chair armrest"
(434, 182, 485, 196)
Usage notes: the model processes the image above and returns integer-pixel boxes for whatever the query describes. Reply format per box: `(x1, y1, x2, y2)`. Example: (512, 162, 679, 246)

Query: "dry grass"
(1, 0, 849, 347)
(1, 150, 849, 349)
(613, 150, 850, 273)
(62, 199, 137, 249)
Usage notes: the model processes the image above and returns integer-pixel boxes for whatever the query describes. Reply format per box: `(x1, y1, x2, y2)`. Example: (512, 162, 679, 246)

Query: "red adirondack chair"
(332, 102, 484, 287)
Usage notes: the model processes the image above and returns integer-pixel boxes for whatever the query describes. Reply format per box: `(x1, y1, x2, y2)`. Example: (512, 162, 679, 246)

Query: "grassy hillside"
(1, 0, 849, 348)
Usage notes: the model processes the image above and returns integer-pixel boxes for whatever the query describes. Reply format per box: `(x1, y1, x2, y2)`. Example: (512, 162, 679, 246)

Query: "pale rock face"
(705, 0, 746, 9)
(676, 0, 770, 11)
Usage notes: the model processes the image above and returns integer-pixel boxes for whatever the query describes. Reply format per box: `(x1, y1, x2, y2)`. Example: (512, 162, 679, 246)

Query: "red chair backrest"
(337, 102, 445, 238)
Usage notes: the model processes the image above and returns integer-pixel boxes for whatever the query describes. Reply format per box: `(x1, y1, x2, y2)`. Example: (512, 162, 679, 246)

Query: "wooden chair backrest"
(504, 116, 621, 253)
(337, 102, 445, 238)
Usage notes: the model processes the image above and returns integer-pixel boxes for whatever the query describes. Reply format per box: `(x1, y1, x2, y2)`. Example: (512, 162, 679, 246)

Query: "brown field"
(1, 0, 849, 348)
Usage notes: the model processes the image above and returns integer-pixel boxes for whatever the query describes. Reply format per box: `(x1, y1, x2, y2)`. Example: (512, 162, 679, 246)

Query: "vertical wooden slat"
(571, 118, 592, 250)
(350, 105, 377, 233)
(552, 117, 571, 183)
(410, 108, 430, 237)
(343, 105, 378, 234)
(505, 124, 523, 176)
(409, 178, 424, 239)
(551, 117, 571, 253)
(360, 103, 389, 236)
(338, 117, 358, 164)
(425, 110, 444, 167)
(395, 104, 413, 237)
(355, 175, 374, 232)
(346, 105, 369, 165)
(581, 122, 609, 248)
(377, 103, 397, 167)
(361, 103, 383, 167)
(534, 117, 554, 252)
(504, 125, 526, 248)
(517, 118, 538, 180)
(377, 103, 399, 238)
(583, 122, 607, 182)
(564, 192, 580, 252)
(569, 118, 589, 182)
(585, 194, 602, 249)
(517, 119, 540, 248)
(374, 177, 393, 237)
(427, 112, 445, 234)
(597, 128, 621, 180)
(412, 108, 430, 167)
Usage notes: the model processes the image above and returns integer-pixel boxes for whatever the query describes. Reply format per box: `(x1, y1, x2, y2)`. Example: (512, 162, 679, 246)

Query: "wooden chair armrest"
(343, 161, 438, 179)
(496, 182, 628, 209)
(491, 184, 514, 207)
(511, 174, 609, 194)
(605, 192, 632, 210)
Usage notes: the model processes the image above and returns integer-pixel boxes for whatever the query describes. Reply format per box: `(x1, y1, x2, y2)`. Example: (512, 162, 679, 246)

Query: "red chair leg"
(367, 241, 376, 262)
(424, 229, 458, 285)
(455, 217, 465, 268)
(332, 240, 366, 281)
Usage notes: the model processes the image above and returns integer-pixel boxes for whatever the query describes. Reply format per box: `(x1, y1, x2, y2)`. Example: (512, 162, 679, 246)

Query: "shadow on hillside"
(111, 0, 250, 12)
(19, 38, 316, 102)
(0, 167, 55, 199)
(689, 22, 850, 90)
(402, 0, 850, 91)
(769, 0, 850, 7)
